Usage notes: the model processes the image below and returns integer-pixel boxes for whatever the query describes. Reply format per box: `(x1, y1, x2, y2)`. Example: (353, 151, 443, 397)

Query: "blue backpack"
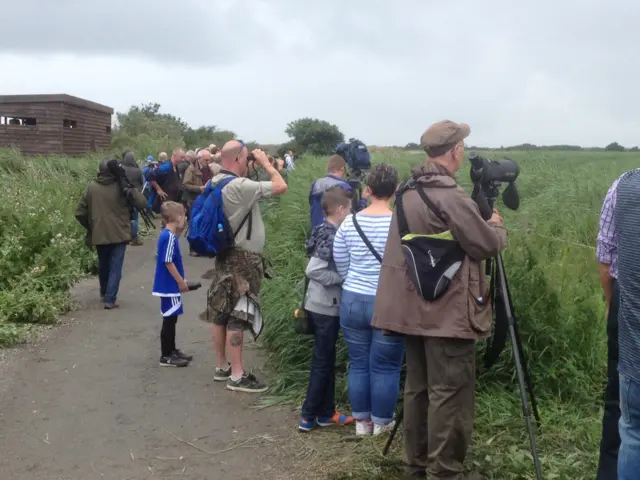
(187, 177, 251, 257)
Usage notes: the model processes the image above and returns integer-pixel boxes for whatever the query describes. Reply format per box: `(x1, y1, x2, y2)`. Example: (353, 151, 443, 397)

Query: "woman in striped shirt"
(333, 164, 405, 436)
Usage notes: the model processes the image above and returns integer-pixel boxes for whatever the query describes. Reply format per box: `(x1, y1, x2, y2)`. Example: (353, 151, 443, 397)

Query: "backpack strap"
(352, 214, 382, 263)
(215, 176, 253, 241)
(395, 180, 447, 236)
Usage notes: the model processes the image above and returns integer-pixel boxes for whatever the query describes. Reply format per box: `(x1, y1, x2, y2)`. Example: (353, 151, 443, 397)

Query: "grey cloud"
(0, 0, 275, 64)
(1, 0, 638, 147)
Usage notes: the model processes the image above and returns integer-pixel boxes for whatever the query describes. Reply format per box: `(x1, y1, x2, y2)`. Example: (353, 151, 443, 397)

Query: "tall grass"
(260, 150, 639, 479)
(0, 149, 98, 345)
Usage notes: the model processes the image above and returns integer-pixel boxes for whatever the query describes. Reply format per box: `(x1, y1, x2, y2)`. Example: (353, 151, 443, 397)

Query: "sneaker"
(226, 373, 268, 393)
(130, 237, 144, 246)
(159, 354, 189, 367)
(172, 349, 193, 362)
(298, 416, 317, 433)
(214, 364, 232, 382)
(104, 303, 119, 310)
(317, 412, 355, 427)
(373, 420, 396, 436)
(356, 420, 374, 436)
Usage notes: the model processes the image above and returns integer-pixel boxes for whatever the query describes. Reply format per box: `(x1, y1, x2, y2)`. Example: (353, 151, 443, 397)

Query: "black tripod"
(347, 168, 365, 214)
(383, 251, 543, 480)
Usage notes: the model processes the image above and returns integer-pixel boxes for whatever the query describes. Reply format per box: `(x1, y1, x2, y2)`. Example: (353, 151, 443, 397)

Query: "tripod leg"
(383, 406, 404, 456)
(508, 324, 543, 480)
(512, 322, 541, 426)
(496, 254, 542, 480)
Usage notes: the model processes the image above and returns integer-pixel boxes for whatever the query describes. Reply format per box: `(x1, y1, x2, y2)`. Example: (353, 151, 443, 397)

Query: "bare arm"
(599, 263, 614, 308)
(254, 150, 288, 196)
(166, 262, 188, 292)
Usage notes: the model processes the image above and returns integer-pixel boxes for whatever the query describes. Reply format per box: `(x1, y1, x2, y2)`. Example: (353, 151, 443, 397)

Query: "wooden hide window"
(63, 119, 78, 129)
(0, 116, 37, 126)
(106, 126, 112, 133)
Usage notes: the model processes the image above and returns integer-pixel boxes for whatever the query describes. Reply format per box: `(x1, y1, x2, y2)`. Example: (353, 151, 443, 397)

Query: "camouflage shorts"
(200, 249, 267, 333)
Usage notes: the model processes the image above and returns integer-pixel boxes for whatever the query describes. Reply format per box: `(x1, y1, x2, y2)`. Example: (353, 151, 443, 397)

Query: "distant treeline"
(400, 141, 638, 152)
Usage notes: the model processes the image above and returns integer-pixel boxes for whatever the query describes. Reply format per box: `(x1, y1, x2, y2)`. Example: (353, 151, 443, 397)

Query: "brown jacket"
(372, 161, 507, 340)
(183, 162, 222, 205)
(182, 162, 205, 204)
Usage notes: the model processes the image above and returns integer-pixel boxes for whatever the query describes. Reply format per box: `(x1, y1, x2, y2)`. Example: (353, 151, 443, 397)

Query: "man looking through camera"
(372, 120, 507, 480)
(75, 159, 148, 310)
(202, 140, 287, 393)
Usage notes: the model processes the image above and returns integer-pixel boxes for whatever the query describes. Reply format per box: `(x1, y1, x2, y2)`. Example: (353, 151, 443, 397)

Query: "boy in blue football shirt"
(153, 201, 193, 367)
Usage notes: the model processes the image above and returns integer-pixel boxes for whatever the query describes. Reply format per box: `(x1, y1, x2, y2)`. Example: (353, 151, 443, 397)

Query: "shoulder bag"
(395, 180, 466, 301)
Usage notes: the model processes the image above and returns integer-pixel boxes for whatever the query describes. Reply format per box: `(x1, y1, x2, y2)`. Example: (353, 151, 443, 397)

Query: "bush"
(284, 118, 344, 155)
(0, 149, 97, 344)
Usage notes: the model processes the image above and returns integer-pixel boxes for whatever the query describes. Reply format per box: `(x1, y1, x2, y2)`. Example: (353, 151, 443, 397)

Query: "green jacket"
(75, 173, 148, 246)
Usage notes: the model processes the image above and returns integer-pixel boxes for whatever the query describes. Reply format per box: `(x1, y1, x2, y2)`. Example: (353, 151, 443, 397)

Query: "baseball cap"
(420, 120, 470, 157)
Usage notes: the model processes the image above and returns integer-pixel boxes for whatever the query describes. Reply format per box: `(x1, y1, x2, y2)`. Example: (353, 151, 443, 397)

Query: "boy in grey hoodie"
(299, 187, 355, 432)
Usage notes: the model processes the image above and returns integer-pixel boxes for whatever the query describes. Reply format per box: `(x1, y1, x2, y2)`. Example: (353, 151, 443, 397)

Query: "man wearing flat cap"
(372, 120, 507, 479)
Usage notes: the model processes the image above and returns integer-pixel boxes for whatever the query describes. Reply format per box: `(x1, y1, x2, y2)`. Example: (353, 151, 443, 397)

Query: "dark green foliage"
(284, 118, 344, 155)
(605, 141, 626, 152)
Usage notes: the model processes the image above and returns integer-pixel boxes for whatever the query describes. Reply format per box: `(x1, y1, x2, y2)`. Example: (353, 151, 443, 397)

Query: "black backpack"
(395, 180, 466, 301)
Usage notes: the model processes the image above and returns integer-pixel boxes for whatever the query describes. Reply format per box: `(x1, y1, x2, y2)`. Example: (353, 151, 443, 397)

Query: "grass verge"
(260, 150, 639, 479)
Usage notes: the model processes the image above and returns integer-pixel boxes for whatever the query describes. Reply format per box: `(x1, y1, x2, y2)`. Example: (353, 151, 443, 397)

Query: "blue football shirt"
(152, 229, 184, 296)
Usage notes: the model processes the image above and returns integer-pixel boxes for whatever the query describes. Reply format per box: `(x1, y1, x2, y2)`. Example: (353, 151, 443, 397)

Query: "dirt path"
(0, 235, 298, 480)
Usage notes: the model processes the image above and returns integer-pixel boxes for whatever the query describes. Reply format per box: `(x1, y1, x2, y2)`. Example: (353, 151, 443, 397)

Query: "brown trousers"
(404, 335, 476, 479)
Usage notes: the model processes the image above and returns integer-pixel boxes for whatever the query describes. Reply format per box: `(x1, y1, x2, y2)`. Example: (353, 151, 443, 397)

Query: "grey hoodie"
(121, 151, 144, 190)
(304, 222, 342, 317)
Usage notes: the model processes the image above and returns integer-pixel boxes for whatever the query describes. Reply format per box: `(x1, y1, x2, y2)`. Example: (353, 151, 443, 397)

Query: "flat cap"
(420, 120, 470, 157)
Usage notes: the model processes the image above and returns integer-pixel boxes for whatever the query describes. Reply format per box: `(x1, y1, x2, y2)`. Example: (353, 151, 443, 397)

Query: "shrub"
(0, 149, 97, 344)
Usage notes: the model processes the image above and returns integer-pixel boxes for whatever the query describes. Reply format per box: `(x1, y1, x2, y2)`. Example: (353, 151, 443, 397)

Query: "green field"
(0, 148, 637, 479)
(260, 150, 636, 479)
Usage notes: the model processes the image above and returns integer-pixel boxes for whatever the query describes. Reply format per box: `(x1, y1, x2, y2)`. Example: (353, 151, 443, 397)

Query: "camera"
(335, 138, 371, 173)
(468, 152, 520, 220)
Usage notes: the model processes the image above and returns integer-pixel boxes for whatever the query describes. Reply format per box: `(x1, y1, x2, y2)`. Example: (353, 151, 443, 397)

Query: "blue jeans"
(96, 243, 127, 305)
(301, 312, 341, 419)
(340, 289, 405, 425)
(131, 209, 139, 238)
(619, 373, 640, 479)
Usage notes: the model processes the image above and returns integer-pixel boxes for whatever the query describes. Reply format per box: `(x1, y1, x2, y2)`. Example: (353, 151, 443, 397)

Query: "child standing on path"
(153, 201, 194, 367)
(299, 187, 355, 432)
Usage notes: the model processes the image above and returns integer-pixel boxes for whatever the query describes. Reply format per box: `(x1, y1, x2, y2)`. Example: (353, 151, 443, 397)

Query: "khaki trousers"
(403, 335, 476, 479)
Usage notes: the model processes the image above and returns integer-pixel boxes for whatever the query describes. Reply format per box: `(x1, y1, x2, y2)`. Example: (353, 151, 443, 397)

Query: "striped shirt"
(615, 169, 640, 383)
(596, 175, 623, 278)
(333, 213, 392, 296)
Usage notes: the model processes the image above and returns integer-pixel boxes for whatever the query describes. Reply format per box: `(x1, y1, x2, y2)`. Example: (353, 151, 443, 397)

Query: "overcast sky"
(1, 0, 638, 147)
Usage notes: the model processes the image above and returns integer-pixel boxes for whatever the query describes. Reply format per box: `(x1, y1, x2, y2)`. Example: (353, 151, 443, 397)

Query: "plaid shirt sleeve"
(596, 178, 620, 265)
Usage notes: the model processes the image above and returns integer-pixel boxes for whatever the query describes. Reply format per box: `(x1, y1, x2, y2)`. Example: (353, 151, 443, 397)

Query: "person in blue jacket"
(309, 155, 366, 229)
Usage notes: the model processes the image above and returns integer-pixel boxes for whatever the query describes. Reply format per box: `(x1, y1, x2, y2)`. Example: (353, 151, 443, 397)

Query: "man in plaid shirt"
(595, 173, 624, 479)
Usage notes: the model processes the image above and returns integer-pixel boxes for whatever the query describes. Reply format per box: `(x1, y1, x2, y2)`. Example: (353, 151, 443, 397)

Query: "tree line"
(111, 103, 638, 157)
(403, 141, 638, 152)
